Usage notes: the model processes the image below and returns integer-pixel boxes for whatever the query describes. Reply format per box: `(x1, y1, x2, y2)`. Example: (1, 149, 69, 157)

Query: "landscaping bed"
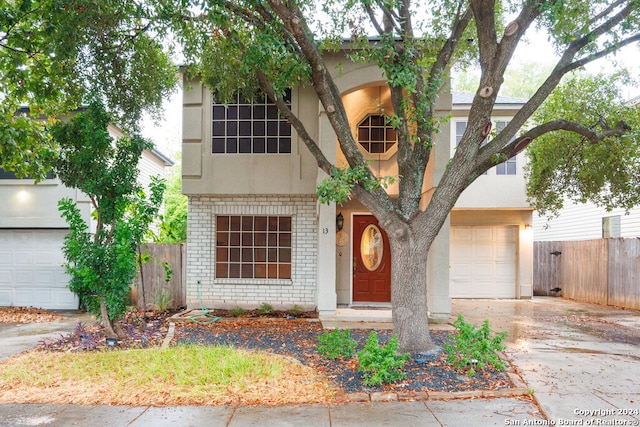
(173, 318, 514, 396)
(36, 310, 173, 352)
(23, 308, 515, 399)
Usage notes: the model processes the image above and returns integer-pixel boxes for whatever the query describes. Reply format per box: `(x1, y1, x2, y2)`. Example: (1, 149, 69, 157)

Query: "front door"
(352, 215, 391, 302)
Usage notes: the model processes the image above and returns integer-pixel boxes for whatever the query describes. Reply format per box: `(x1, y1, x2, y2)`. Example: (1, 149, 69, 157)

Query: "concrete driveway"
(0, 311, 94, 361)
(451, 297, 640, 424)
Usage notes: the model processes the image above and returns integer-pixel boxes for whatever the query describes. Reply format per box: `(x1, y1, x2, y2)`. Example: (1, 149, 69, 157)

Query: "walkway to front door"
(352, 214, 391, 303)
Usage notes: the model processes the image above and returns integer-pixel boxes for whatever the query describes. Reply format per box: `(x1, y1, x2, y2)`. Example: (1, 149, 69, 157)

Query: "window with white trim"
(494, 121, 517, 175)
(602, 215, 621, 238)
(212, 90, 292, 154)
(215, 215, 292, 279)
(454, 120, 516, 175)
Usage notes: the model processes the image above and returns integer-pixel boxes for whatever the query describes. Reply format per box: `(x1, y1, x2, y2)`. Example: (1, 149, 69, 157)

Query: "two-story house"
(181, 51, 533, 321)
(0, 124, 173, 310)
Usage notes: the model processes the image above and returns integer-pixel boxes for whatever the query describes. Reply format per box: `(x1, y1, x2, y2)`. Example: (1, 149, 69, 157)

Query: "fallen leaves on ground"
(174, 319, 514, 397)
(37, 310, 171, 352)
(0, 348, 336, 406)
(0, 312, 516, 406)
(0, 307, 63, 323)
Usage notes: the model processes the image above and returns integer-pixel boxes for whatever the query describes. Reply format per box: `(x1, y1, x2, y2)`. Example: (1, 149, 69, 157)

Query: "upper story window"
(494, 121, 516, 175)
(212, 90, 292, 154)
(357, 115, 397, 154)
(454, 120, 516, 175)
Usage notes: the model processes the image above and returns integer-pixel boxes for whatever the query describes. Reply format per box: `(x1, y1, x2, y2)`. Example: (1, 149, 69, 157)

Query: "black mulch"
(172, 319, 514, 395)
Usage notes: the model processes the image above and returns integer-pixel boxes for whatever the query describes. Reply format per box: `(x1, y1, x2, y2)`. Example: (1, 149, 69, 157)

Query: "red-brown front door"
(352, 215, 391, 302)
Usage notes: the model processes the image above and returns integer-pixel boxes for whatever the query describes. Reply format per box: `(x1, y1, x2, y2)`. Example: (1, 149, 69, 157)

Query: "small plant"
(316, 329, 357, 359)
(258, 302, 274, 316)
(74, 322, 100, 351)
(357, 331, 409, 386)
(229, 306, 246, 317)
(286, 304, 304, 317)
(443, 314, 507, 376)
(154, 288, 172, 312)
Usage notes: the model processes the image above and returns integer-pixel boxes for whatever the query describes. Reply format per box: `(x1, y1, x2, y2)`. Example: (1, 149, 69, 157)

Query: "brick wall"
(186, 195, 318, 310)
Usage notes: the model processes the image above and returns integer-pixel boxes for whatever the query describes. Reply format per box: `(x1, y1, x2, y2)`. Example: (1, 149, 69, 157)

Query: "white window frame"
(451, 118, 517, 176)
(602, 215, 621, 238)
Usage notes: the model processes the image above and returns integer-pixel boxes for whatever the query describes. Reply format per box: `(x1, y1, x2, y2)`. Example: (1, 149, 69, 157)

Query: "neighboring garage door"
(0, 229, 78, 309)
(450, 226, 517, 298)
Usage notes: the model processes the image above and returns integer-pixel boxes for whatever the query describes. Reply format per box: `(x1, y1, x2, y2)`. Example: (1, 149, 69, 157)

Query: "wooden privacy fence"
(132, 243, 186, 310)
(534, 238, 640, 310)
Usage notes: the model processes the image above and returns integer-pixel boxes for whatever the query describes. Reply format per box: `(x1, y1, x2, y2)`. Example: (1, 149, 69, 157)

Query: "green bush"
(316, 329, 357, 359)
(258, 302, 274, 316)
(357, 331, 409, 386)
(286, 304, 304, 317)
(443, 314, 507, 376)
(154, 288, 172, 312)
(229, 306, 245, 317)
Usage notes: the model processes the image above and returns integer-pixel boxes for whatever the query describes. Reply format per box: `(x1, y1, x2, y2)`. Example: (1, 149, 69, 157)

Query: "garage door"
(0, 230, 78, 309)
(450, 226, 517, 298)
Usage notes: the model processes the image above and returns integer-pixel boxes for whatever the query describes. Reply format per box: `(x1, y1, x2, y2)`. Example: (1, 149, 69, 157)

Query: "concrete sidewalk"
(1, 298, 639, 426)
(0, 398, 541, 426)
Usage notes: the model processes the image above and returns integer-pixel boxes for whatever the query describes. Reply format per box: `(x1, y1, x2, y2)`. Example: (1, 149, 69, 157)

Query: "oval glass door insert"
(360, 224, 383, 271)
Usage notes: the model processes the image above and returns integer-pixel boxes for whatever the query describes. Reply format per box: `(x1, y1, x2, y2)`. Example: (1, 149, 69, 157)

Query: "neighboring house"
(181, 52, 533, 321)
(534, 203, 640, 241)
(0, 124, 173, 310)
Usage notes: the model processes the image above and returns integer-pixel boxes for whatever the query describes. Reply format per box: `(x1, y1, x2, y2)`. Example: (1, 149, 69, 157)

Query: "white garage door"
(450, 226, 517, 298)
(0, 230, 78, 309)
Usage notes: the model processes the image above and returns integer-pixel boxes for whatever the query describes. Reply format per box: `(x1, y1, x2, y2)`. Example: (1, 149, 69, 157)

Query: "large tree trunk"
(389, 232, 437, 354)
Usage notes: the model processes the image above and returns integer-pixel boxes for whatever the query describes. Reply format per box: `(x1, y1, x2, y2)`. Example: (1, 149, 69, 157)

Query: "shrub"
(286, 304, 304, 317)
(357, 331, 409, 386)
(154, 288, 172, 312)
(229, 306, 245, 317)
(316, 329, 357, 359)
(258, 302, 274, 316)
(443, 314, 507, 376)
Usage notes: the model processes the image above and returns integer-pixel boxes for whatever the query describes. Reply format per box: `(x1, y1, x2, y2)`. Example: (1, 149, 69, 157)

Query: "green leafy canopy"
(1, 0, 177, 180)
(526, 71, 640, 217)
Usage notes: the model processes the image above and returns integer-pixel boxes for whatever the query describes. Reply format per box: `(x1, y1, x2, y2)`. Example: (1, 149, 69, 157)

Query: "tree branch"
(470, 0, 498, 68)
(507, 119, 632, 157)
(374, 0, 402, 34)
(559, 33, 640, 75)
(363, 3, 385, 35)
(586, 0, 628, 28)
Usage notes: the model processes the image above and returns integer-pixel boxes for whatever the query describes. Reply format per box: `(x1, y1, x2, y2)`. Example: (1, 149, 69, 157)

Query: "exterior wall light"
(336, 212, 344, 231)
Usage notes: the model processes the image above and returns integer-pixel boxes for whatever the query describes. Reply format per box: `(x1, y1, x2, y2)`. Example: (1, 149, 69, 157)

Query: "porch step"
(320, 308, 393, 329)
